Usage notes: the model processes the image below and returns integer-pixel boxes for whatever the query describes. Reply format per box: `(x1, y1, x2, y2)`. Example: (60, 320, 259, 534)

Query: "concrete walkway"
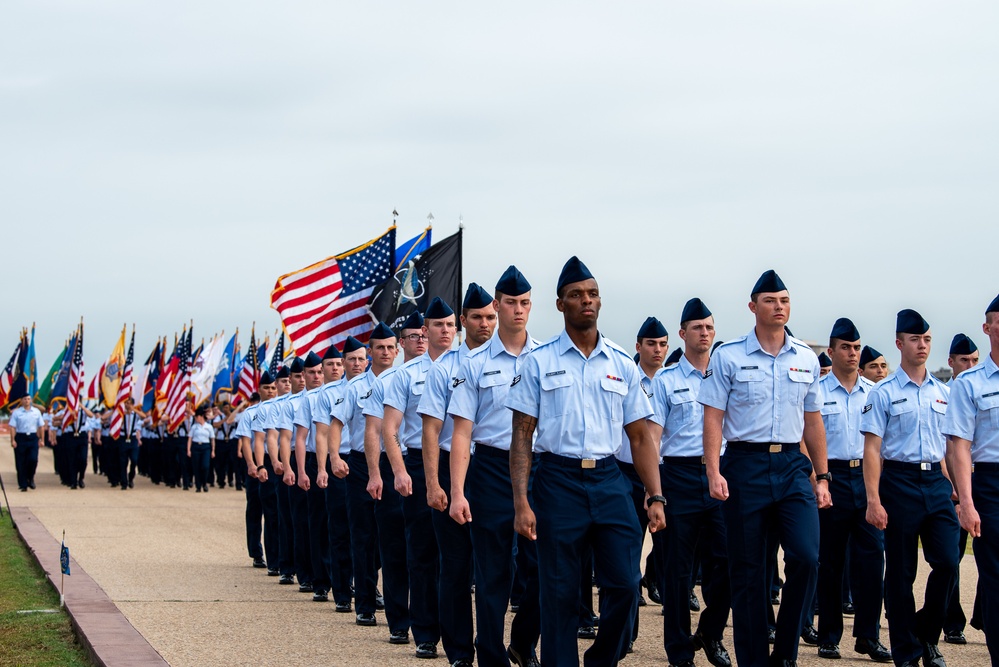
(3, 442, 991, 666)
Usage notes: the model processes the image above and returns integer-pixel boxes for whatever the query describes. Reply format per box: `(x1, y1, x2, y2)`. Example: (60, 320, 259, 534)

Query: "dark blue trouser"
(375, 452, 411, 634)
(721, 448, 819, 665)
(817, 461, 885, 645)
(214, 438, 234, 487)
(431, 450, 473, 663)
(91, 440, 102, 474)
(70, 434, 88, 485)
(534, 454, 641, 667)
(972, 466, 999, 666)
(105, 437, 121, 487)
(304, 452, 332, 593)
(289, 452, 313, 586)
(618, 462, 650, 645)
(346, 451, 380, 615)
(119, 438, 139, 489)
(276, 468, 296, 577)
(13, 434, 39, 490)
(258, 458, 280, 570)
(402, 450, 441, 646)
(881, 466, 960, 664)
(659, 458, 731, 664)
(190, 443, 211, 490)
(325, 457, 353, 605)
(468, 445, 541, 665)
(244, 473, 264, 560)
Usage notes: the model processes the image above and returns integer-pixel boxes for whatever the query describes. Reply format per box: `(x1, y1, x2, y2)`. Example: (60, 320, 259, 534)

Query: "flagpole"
(60, 529, 66, 607)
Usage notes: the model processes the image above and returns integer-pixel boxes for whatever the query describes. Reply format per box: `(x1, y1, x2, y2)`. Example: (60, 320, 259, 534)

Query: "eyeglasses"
(403, 334, 428, 341)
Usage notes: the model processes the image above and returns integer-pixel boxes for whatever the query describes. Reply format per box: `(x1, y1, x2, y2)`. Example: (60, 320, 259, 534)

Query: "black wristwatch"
(815, 472, 832, 482)
(648, 494, 667, 506)
(257, 464, 265, 471)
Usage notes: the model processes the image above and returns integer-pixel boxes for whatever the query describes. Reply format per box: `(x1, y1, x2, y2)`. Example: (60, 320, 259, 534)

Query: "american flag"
(234, 328, 259, 406)
(66, 324, 84, 413)
(109, 330, 136, 438)
(271, 227, 396, 355)
(268, 332, 284, 376)
(0, 338, 22, 407)
(166, 328, 193, 431)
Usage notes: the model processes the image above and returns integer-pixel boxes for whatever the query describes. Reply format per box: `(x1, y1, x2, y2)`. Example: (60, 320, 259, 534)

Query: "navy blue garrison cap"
(950, 333, 978, 356)
(400, 312, 424, 331)
(859, 345, 883, 367)
(289, 357, 305, 374)
(665, 348, 683, 366)
(818, 352, 832, 368)
(259, 370, 275, 385)
(424, 296, 454, 320)
(557, 256, 594, 294)
(275, 365, 290, 380)
(896, 309, 930, 335)
(637, 316, 668, 340)
(368, 323, 396, 341)
(462, 283, 493, 310)
(322, 344, 342, 360)
(342, 336, 366, 353)
(751, 269, 787, 296)
(680, 298, 712, 324)
(304, 351, 322, 368)
(987, 294, 999, 315)
(830, 317, 860, 342)
(495, 265, 531, 296)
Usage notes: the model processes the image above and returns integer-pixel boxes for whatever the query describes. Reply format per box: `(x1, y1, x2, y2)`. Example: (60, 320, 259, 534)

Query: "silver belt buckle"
(920, 462, 932, 471)
(849, 459, 861, 468)
(581, 458, 596, 469)
(769, 444, 782, 454)
(700, 456, 706, 465)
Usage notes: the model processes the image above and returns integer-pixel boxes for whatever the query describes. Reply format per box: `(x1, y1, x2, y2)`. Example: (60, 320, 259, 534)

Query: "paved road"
(2, 442, 990, 666)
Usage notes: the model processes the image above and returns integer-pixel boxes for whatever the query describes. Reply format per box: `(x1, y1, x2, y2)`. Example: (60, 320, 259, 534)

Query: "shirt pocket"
(887, 400, 917, 437)
(734, 368, 765, 405)
(975, 392, 999, 429)
(478, 370, 508, 394)
(669, 389, 698, 426)
(599, 376, 627, 424)
(820, 401, 843, 434)
(540, 372, 574, 418)
(411, 381, 426, 399)
(786, 368, 813, 406)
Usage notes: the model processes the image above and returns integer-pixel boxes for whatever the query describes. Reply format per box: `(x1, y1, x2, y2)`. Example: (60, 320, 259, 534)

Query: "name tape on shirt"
(984, 391, 999, 399)
(545, 370, 566, 377)
(891, 398, 907, 405)
(483, 370, 501, 376)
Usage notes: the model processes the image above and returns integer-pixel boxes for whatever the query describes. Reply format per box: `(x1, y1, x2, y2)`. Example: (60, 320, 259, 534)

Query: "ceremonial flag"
(60, 539, 71, 576)
(139, 339, 164, 413)
(166, 328, 193, 431)
(3, 330, 30, 409)
(0, 336, 23, 407)
(100, 327, 127, 409)
(26, 324, 38, 399)
(395, 227, 432, 271)
(234, 328, 259, 406)
(109, 329, 135, 438)
(211, 332, 238, 404)
(368, 228, 463, 331)
(66, 324, 84, 414)
(271, 227, 396, 355)
(86, 361, 104, 404)
(50, 329, 78, 413)
(35, 340, 69, 409)
(191, 333, 225, 407)
(268, 332, 285, 374)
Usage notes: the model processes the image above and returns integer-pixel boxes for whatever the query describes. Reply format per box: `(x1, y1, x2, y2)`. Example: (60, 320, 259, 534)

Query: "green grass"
(0, 516, 92, 667)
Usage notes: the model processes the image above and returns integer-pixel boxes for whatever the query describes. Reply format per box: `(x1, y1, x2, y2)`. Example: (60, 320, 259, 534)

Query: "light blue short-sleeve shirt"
(317, 379, 350, 454)
(505, 330, 653, 459)
(293, 386, 324, 453)
(819, 373, 874, 461)
(416, 344, 470, 452)
(698, 329, 821, 444)
(361, 367, 400, 454)
(943, 354, 999, 463)
(616, 368, 656, 463)
(648, 356, 710, 458)
(384, 355, 433, 451)
(860, 368, 950, 463)
(333, 371, 377, 454)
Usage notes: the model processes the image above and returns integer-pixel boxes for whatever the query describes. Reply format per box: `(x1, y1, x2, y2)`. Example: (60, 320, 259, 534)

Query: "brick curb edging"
(11, 507, 170, 667)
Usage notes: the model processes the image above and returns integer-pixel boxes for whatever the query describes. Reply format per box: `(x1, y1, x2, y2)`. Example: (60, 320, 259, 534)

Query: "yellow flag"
(101, 326, 127, 409)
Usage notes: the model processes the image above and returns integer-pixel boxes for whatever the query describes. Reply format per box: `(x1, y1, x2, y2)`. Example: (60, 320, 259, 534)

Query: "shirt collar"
(677, 354, 702, 378)
(488, 330, 535, 358)
(746, 327, 794, 357)
(826, 371, 868, 395)
(983, 354, 999, 378)
(557, 329, 607, 360)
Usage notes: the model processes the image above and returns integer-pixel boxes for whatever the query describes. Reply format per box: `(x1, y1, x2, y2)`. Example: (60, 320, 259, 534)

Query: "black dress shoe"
(510, 604, 521, 613)
(375, 587, 385, 610)
(854, 637, 892, 663)
(771, 592, 781, 605)
(801, 625, 820, 645)
(769, 660, 798, 667)
(78, 479, 85, 488)
(669, 662, 695, 667)
(415, 642, 438, 659)
(818, 643, 841, 659)
(267, 568, 279, 576)
(450, 660, 474, 667)
(312, 590, 328, 602)
(252, 557, 266, 568)
(577, 626, 596, 640)
(335, 601, 352, 613)
(648, 582, 662, 605)
(388, 629, 409, 643)
(71, 484, 78, 490)
(921, 643, 946, 667)
(508, 645, 540, 667)
(944, 630, 966, 645)
(19, 487, 27, 492)
(692, 630, 732, 667)
(279, 574, 295, 584)
(768, 627, 776, 644)
(689, 590, 701, 611)
(28, 480, 35, 489)
(638, 593, 647, 607)
(355, 612, 377, 627)
(298, 583, 313, 593)
(842, 601, 856, 615)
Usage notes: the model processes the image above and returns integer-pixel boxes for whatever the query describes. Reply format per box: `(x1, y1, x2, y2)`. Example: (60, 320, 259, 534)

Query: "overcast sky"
(3, 1, 997, 376)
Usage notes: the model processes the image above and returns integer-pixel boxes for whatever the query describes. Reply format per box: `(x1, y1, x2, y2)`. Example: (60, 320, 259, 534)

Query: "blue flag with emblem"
(395, 227, 432, 271)
(60, 539, 71, 576)
(211, 332, 238, 402)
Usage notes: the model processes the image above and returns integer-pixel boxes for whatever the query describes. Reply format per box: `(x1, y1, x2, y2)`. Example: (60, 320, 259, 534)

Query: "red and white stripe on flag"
(86, 361, 105, 403)
(270, 257, 375, 356)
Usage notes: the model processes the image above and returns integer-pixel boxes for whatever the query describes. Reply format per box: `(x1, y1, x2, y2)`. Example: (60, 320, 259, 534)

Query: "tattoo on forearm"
(510, 412, 537, 498)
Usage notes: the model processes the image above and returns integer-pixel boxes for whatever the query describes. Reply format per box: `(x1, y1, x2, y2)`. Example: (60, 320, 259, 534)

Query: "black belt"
(474, 443, 509, 459)
(662, 455, 706, 466)
(974, 462, 999, 472)
(726, 441, 798, 454)
(539, 452, 615, 469)
(828, 459, 863, 469)
(882, 460, 941, 472)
